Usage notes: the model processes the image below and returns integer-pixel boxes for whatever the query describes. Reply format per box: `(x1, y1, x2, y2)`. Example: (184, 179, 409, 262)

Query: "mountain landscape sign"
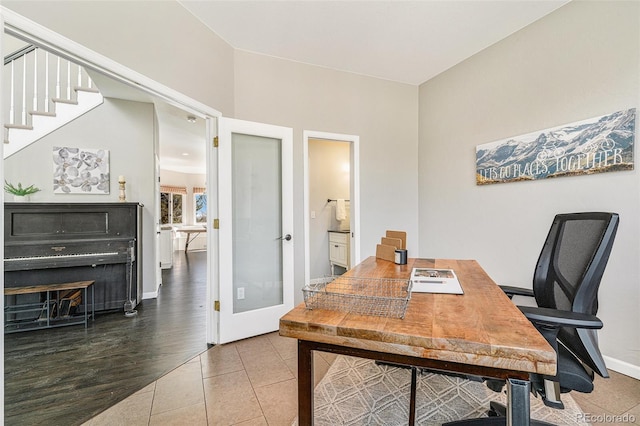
(476, 108, 636, 185)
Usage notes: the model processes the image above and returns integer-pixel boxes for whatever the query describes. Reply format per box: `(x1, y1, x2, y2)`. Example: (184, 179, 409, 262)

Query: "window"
(160, 185, 186, 225)
(194, 187, 207, 224)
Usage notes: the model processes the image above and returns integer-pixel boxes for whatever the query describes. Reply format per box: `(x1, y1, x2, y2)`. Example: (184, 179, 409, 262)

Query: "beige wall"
(3, 2, 421, 305)
(233, 51, 419, 298)
(3, 0, 235, 115)
(4, 0, 638, 373)
(418, 0, 640, 370)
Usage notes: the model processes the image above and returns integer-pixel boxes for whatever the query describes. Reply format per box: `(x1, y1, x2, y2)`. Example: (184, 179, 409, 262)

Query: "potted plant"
(4, 180, 41, 201)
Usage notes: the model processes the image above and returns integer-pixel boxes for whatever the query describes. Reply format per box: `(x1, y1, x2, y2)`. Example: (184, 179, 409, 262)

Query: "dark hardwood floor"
(4, 250, 208, 425)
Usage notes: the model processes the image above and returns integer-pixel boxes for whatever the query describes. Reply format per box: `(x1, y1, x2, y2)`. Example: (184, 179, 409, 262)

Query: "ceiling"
(162, 0, 568, 174)
(6, 1, 570, 175)
(179, 0, 569, 85)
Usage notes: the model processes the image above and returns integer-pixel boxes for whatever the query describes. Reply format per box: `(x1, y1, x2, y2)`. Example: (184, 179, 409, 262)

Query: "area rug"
(311, 355, 589, 426)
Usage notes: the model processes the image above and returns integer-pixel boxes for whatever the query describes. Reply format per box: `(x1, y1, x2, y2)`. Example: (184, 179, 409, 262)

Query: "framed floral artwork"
(53, 147, 110, 194)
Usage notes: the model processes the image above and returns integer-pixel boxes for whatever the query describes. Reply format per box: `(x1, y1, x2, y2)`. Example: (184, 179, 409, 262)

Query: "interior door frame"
(217, 117, 294, 344)
(303, 130, 360, 286)
(1, 7, 223, 347)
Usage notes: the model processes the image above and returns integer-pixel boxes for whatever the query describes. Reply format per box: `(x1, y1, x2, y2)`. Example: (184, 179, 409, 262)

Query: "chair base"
(443, 419, 555, 426)
(443, 402, 555, 426)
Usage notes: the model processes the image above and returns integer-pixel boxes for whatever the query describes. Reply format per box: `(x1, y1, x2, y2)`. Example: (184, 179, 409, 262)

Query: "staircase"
(4, 44, 104, 159)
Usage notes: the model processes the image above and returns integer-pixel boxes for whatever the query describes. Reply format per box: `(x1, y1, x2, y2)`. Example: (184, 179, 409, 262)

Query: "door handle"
(278, 234, 292, 241)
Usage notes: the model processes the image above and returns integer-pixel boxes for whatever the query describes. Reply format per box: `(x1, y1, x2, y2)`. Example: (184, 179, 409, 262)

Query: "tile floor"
(84, 331, 640, 426)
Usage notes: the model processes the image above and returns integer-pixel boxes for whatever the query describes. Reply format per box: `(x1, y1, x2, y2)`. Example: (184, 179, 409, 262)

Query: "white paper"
(410, 268, 464, 294)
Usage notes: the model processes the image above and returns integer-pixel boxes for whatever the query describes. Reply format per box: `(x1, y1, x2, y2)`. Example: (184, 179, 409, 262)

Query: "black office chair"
(444, 212, 619, 426)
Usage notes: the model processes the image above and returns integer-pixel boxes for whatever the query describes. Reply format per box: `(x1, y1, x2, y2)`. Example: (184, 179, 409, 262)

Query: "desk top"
(174, 227, 207, 233)
(279, 257, 556, 376)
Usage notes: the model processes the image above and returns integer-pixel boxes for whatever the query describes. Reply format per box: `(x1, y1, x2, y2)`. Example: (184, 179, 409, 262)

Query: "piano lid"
(5, 202, 140, 244)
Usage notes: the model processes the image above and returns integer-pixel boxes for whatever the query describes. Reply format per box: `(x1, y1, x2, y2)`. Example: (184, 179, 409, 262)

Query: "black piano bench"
(4, 280, 95, 333)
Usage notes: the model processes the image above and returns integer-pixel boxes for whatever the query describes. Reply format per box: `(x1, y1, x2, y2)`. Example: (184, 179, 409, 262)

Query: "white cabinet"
(329, 231, 350, 275)
(160, 228, 173, 269)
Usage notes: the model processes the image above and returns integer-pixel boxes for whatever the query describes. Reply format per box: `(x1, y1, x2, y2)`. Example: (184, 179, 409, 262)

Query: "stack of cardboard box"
(375, 230, 407, 262)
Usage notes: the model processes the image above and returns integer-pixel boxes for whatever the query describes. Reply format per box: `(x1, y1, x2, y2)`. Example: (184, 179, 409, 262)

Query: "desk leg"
(409, 366, 417, 426)
(83, 287, 88, 328)
(298, 340, 314, 426)
(506, 378, 530, 426)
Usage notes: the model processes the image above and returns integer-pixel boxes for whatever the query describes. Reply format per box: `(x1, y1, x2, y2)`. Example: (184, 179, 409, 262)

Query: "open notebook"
(410, 268, 464, 294)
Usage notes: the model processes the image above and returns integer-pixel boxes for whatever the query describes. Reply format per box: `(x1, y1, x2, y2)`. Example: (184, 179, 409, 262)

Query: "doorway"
(0, 41, 215, 426)
(217, 118, 294, 344)
(303, 130, 360, 286)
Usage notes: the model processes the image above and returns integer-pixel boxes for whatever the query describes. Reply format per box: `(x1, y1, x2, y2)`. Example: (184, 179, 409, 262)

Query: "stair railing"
(4, 44, 95, 129)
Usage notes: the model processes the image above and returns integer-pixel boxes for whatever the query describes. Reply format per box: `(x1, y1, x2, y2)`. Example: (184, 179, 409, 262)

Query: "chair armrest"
(519, 306, 603, 329)
(499, 285, 534, 298)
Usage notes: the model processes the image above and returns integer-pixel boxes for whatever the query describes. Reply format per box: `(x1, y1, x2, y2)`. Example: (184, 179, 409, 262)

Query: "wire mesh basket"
(302, 276, 412, 319)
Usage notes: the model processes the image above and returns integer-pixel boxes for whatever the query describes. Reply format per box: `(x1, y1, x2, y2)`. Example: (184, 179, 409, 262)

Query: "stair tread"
(51, 98, 79, 105)
(5, 123, 34, 130)
(30, 111, 56, 117)
(76, 86, 100, 93)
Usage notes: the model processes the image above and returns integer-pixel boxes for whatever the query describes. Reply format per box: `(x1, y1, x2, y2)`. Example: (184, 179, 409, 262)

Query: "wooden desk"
(279, 257, 556, 426)
(174, 227, 207, 253)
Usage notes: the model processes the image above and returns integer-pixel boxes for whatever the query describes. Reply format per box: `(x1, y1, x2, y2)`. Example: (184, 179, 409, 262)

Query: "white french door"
(217, 118, 294, 344)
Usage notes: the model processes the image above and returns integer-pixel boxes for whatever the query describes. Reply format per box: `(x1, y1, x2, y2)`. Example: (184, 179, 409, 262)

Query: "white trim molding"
(303, 130, 360, 287)
(142, 291, 160, 300)
(604, 355, 640, 380)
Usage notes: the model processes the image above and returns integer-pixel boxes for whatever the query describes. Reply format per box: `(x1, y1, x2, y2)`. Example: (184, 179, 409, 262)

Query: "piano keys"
(4, 202, 142, 313)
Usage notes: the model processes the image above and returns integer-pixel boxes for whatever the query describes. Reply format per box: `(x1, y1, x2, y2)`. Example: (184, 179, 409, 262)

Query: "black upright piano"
(4, 202, 143, 317)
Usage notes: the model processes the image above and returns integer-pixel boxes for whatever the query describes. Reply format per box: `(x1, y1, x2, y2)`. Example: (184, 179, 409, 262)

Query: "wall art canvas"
(53, 147, 110, 194)
(476, 108, 636, 185)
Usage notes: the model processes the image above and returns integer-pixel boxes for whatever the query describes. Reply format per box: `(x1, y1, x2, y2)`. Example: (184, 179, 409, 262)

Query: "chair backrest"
(532, 212, 619, 378)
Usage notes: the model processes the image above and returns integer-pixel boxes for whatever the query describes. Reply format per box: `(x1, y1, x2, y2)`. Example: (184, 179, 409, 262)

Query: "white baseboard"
(142, 291, 158, 300)
(604, 355, 640, 380)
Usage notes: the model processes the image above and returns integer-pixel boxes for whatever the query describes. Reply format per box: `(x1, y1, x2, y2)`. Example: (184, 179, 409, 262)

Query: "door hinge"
(213, 219, 219, 229)
(213, 136, 219, 148)
(214, 300, 220, 311)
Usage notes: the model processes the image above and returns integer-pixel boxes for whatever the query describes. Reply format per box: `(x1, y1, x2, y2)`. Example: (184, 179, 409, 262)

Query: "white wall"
(3, 0, 420, 307)
(3, 0, 235, 115)
(308, 139, 350, 279)
(4, 98, 157, 296)
(418, 1, 640, 374)
(233, 51, 419, 303)
(10, 0, 634, 376)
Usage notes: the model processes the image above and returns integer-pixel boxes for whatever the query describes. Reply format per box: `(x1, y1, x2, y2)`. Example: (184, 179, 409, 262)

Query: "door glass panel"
(232, 133, 283, 314)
